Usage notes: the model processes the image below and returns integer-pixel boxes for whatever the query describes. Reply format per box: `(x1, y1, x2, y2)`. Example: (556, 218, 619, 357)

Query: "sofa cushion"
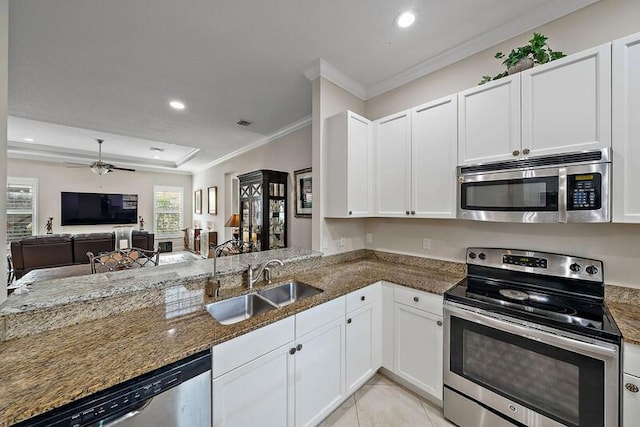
(73, 233, 115, 264)
(21, 234, 74, 270)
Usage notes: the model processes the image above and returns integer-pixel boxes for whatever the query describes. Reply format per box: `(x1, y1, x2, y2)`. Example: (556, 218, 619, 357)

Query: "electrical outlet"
(339, 236, 346, 248)
(366, 233, 373, 244)
(422, 238, 431, 250)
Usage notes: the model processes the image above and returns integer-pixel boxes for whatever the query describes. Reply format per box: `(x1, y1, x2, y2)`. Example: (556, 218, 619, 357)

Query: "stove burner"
(499, 289, 529, 301)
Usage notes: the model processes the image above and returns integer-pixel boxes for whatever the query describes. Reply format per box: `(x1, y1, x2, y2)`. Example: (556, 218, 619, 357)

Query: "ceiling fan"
(66, 139, 136, 175)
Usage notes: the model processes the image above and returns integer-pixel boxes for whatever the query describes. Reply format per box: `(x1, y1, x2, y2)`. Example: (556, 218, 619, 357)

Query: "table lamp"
(224, 214, 240, 240)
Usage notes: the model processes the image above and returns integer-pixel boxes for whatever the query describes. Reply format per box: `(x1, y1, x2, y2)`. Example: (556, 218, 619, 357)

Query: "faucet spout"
(247, 259, 284, 288)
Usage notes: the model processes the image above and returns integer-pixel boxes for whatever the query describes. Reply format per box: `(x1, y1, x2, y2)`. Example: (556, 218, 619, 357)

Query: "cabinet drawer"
(346, 282, 380, 313)
(212, 316, 295, 378)
(625, 342, 640, 377)
(296, 296, 345, 338)
(393, 286, 442, 316)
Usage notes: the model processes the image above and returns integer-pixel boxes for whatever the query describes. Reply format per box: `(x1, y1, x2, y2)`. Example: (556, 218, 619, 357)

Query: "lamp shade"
(224, 213, 240, 228)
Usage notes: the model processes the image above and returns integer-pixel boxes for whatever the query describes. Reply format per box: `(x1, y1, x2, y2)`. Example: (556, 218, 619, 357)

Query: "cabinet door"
(411, 95, 458, 218)
(613, 32, 640, 222)
(213, 343, 295, 427)
(295, 317, 346, 427)
(394, 303, 443, 400)
(458, 74, 521, 165)
(374, 110, 412, 216)
(346, 303, 379, 395)
(623, 373, 640, 427)
(347, 113, 372, 216)
(521, 43, 611, 157)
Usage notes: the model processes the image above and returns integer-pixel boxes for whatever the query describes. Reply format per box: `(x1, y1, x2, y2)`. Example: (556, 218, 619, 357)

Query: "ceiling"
(7, 0, 598, 173)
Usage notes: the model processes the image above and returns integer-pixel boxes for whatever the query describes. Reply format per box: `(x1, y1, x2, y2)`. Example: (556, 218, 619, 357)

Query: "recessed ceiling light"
(23, 138, 35, 142)
(153, 155, 160, 159)
(396, 11, 416, 28)
(169, 100, 186, 110)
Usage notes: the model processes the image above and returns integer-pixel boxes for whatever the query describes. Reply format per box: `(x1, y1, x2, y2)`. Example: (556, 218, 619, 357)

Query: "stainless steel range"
(443, 248, 621, 427)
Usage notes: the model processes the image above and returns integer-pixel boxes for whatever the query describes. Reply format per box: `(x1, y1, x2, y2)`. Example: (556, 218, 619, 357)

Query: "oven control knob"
(586, 265, 599, 275)
(468, 252, 477, 259)
(569, 263, 581, 273)
(478, 253, 487, 260)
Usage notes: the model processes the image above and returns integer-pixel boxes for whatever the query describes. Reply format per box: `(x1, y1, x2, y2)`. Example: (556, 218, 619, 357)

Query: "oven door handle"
(558, 167, 567, 223)
(445, 304, 618, 359)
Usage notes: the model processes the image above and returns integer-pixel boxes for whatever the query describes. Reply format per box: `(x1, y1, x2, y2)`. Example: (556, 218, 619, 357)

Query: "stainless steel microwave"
(457, 148, 611, 223)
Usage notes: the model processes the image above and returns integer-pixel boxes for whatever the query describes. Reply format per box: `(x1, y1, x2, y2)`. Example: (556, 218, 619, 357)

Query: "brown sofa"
(10, 231, 155, 279)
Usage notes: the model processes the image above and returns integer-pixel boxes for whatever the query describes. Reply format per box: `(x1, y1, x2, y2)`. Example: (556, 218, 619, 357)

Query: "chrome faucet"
(247, 259, 284, 289)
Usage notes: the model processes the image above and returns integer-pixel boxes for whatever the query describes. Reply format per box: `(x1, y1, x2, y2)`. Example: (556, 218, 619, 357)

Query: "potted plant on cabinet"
(479, 33, 566, 84)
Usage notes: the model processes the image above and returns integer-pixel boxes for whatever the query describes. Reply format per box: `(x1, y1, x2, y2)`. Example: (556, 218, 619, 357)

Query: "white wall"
(7, 159, 192, 248)
(359, 0, 640, 287)
(1, 0, 8, 303)
(192, 125, 312, 249)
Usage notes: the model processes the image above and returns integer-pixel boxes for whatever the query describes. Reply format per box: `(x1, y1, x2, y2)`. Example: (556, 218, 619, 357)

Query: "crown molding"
(364, 0, 600, 99)
(196, 115, 312, 173)
(303, 58, 367, 100)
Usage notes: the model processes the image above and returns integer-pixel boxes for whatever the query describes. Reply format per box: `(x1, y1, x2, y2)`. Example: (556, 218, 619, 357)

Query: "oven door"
(457, 168, 560, 223)
(443, 303, 619, 427)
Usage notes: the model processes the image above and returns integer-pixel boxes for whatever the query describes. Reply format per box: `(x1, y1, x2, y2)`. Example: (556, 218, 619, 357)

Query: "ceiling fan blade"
(112, 166, 136, 172)
(63, 161, 88, 168)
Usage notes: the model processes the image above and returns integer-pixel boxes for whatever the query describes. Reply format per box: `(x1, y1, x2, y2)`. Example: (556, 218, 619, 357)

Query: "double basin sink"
(206, 280, 323, 325)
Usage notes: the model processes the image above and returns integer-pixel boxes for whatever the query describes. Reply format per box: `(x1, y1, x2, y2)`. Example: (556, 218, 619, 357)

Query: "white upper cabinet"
(325, 111, 372, 218)
(521, 43, 612, 157)
(613, 32, 640, 223)
(374, 110, 412, 216)
(411, 95, 458, 218)
(458, 74, 521, 165)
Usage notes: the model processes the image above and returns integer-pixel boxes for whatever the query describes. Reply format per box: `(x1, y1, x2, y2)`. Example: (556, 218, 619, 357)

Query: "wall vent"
(236, 119, 252, 127)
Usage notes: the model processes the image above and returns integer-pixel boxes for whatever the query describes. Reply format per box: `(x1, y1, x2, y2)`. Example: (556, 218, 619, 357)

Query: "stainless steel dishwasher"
(19, 350, 211, 427)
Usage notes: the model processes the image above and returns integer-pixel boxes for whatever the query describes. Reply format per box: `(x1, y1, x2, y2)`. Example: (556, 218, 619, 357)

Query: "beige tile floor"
(319, 373, 456, 427)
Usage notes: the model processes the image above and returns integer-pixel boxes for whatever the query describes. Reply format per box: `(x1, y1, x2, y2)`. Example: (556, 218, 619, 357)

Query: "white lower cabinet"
(393, 287, 444, 401)
(623, 342, 640, 426)
(212, 342, 294, 427)
(295, 317, 345, 427)
(345, 283, 382, 395)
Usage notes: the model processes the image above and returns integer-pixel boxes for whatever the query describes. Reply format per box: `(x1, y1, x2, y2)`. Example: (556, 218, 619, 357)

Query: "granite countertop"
(0, 253, 466, 426)
(605, 285, 640, 346)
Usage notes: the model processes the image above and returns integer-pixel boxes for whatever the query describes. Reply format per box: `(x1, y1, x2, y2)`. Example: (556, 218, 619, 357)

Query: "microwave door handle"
(558, 167, 567, 223)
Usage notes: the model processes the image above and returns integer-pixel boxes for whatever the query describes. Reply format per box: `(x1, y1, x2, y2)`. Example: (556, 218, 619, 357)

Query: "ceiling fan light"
(91, 164, 110, 175)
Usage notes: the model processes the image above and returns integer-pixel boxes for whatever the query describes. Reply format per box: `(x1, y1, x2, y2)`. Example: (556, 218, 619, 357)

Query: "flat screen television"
(61, 192, 138, 226)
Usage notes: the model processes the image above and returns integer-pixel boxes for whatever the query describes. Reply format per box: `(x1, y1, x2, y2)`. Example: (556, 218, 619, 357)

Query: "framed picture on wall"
(208, 186, 218, 215)
(294, 168, 312, 217)
(194, 189, 202, 214)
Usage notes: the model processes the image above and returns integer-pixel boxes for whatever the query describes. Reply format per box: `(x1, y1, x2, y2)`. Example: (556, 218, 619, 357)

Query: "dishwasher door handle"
(99, 398, 154, 426)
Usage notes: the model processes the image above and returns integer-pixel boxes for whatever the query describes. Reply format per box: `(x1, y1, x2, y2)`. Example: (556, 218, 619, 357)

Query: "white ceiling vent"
(150, 147, 165, 152)
(236, 119, 252, 127)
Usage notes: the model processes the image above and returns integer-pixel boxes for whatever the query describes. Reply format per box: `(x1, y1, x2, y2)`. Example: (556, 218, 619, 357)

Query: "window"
(6, 178, 38, 244)
(154, 186, 184, 238)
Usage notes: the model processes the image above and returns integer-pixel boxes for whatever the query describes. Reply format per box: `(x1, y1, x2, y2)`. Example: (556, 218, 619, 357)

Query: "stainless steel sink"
(257, 280, 323, 307)
(206, 294, 278, 325)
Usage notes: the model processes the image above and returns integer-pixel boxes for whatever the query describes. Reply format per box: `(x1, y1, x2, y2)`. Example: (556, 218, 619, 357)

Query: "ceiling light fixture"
(396, 11, 416, 28)
(23, 138, 35, 142)
(169, 100, 186, 110)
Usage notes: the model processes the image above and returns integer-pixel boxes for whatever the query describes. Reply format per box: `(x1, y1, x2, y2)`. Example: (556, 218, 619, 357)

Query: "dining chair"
(87, 248, 160, 274)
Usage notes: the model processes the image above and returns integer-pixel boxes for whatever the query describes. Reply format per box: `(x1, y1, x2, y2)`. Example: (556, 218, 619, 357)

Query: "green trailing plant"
(479, 33, 566, 85)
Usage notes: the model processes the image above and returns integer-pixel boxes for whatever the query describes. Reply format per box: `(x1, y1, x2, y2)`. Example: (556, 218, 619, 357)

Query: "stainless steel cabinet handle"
(512, 150, 520, 156)
(405, 210, 410, 215)
(296, 344, 303, 351)
(522, 148, 530, 155)
(348, 211, 352, 215)
(290, 347, 297, 355)
(626, 383, 639, 393)
(413, 296, 419, 302)
(437, 320, 443, 326)
(411, 211, 416, 215)
(347, 318, 352, 324)
(361, 296, 366, 301)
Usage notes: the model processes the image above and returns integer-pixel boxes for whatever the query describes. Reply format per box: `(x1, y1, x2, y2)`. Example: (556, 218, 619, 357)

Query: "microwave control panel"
(567, 173, 601, 210)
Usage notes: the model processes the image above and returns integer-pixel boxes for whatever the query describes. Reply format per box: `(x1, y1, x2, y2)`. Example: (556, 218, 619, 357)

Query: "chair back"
(214, 239, 256, 257)
(7, 255, 15, 286)
(87, 247, 160, 273)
